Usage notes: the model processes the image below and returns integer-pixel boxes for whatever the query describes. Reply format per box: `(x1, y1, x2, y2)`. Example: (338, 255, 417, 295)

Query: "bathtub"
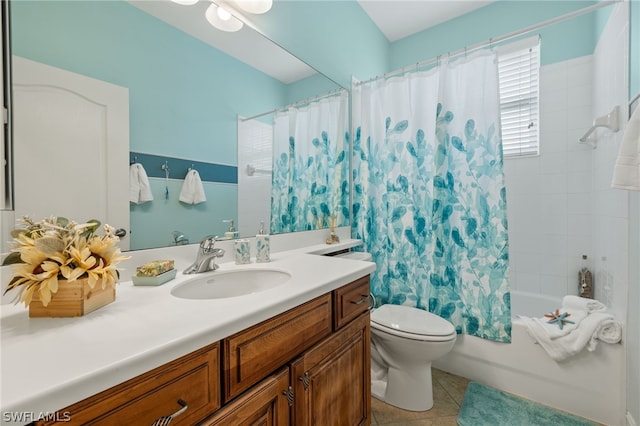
(433, 291, 626, 425)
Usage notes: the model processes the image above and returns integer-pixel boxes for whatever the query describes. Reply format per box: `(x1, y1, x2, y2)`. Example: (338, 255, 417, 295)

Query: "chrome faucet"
(172, 230, 189, 246)
(183, 235, 225, 274)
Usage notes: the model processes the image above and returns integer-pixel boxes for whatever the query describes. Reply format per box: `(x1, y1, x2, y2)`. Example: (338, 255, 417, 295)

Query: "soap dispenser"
(223, 220, 238, 240)
(256, 221, 270, 263)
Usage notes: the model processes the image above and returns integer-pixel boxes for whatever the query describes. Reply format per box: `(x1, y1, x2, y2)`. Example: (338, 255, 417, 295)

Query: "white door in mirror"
(12, 56, 130, 249)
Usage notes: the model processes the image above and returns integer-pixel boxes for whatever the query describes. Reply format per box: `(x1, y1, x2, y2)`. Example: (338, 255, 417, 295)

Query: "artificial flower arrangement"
(2, 216, 128, 307)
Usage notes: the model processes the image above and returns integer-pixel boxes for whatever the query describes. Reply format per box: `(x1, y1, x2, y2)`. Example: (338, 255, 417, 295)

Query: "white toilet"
(335, 251, 457, 412)
(370, 304, 457, 411)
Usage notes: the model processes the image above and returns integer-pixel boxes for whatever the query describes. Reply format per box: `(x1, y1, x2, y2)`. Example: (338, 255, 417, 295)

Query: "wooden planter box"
(29, 278, 115, 317)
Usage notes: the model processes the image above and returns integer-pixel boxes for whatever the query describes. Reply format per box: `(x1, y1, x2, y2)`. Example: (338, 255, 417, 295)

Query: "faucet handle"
(200, 235, 218, 253)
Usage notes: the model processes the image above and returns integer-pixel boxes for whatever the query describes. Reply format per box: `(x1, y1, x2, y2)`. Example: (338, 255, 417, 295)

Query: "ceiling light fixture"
(171, 0, 273, 33)
(205, 3, 243, 32)
(217, 6, 232, 21)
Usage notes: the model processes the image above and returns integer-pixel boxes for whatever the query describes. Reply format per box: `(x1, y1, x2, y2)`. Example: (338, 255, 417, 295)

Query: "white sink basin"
(171, 269, 292, 300)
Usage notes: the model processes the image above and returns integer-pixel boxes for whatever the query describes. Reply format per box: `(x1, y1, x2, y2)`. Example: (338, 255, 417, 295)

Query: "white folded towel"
(524, 311, 617, 362)
(528, 295, 605, 340)
(179, 170, 206, 205)
(129, 163, 154, 204)
(611, 105, 640, 190)
(531, 309, 587, 340)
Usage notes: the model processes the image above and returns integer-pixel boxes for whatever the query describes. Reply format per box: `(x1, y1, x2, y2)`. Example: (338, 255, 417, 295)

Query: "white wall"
(504, 55, 595, 301)
(591, 1, 630, 320)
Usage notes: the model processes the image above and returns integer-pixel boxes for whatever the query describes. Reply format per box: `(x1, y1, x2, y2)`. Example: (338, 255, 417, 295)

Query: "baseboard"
(628, 411, 637, 426)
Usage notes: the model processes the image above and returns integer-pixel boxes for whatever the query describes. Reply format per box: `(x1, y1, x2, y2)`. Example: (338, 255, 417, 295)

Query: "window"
(498, 37, 540, 158)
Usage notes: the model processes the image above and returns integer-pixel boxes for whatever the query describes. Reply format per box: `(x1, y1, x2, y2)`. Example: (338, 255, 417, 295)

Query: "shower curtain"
(352, 51, 511, 342)
(271, 90, 349, 233)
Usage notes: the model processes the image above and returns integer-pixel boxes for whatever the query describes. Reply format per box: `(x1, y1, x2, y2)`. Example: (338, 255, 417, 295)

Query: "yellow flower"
(2, 216, 129, 308)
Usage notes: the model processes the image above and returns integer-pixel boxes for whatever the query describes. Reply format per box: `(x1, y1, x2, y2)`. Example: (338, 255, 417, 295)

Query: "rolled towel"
(562, 295, 606, 313)
(596, 319, 622, 344)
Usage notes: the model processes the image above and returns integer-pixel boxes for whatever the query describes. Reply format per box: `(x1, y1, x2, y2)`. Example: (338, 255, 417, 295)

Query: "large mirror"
(9, 0, 348, 251)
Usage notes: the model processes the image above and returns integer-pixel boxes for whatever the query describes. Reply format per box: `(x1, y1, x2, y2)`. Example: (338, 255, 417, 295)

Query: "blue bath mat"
(457, 382, 598, 426)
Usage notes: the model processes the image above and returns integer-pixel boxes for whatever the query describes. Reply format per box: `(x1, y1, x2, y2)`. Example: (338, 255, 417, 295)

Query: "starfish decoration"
(544, 309, 575, 330)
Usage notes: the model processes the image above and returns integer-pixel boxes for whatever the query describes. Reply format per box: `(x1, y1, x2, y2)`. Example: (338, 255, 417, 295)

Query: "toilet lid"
(371, 304, 455, 337)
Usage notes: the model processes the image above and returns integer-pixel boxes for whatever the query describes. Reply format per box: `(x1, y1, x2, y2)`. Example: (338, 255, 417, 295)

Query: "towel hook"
(130, 155, 137, 165)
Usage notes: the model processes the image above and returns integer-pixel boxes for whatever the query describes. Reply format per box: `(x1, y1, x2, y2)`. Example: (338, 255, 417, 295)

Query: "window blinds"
(498, 37, 540, 158)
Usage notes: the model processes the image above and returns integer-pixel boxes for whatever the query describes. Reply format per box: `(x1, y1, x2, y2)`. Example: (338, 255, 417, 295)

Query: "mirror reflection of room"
(9, 0, 345, 251)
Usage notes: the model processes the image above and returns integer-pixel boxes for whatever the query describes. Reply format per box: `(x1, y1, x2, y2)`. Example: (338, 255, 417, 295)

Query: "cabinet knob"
(298, 371, 310, 390)
(282, 386, 294, 406)
(151, 399, 188, 426)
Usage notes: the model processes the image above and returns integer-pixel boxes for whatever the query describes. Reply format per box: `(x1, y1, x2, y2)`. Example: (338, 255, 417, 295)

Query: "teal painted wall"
(11, 0, 286, 164)
(390, 1, 600, 69)
(285, 73, 342, 106)
(248, 0, 389, 88)
(11, 0, 290, 249)
(250, 1, 614, 90)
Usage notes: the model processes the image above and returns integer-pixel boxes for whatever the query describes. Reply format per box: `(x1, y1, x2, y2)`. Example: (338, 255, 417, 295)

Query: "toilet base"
(371, 364, 434, 411)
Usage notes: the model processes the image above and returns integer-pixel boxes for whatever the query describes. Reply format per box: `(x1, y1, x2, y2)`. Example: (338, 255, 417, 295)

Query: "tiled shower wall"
(505, 2, 629, 321)
(503, 55, 595, 303)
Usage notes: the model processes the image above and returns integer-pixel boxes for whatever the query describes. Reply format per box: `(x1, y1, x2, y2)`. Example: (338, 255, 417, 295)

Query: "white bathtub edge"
(434, 319, 626, 425)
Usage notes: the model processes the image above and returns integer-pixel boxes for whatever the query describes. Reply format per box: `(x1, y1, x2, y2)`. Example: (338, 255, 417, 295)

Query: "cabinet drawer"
(200, 368, 290, 426)
(37, 343, 221, 426)
(333, 276, 371, 330)
(223, 294, 332, 402)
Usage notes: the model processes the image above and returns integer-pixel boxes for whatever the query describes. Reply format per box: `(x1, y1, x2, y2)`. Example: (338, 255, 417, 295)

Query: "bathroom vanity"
(0, 241, 374, 426)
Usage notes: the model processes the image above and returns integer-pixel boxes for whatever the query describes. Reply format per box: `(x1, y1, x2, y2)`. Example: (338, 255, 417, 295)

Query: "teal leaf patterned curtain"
(271, 91, 349, 233)
(352, 51, 511, 342)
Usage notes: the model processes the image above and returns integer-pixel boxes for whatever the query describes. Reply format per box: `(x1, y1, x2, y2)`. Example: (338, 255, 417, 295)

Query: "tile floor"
(370, 368, 470, 426)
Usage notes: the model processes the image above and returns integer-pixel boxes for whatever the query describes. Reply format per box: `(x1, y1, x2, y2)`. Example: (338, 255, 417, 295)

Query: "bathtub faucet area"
(184, 235, 225, 274)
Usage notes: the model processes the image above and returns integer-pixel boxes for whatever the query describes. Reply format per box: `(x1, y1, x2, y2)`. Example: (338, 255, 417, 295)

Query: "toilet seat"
(371, 304, 456, 342)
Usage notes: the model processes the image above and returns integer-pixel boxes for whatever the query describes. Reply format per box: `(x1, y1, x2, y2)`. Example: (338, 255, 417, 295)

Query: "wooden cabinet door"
(293, 312, 371, 426)
(200, 368, 290, 426)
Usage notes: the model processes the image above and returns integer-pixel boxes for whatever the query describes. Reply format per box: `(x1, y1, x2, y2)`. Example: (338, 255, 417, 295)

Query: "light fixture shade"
(171, 0, 199, 5)
(205, 3, 243, 32)
(228, 0, 272, 14)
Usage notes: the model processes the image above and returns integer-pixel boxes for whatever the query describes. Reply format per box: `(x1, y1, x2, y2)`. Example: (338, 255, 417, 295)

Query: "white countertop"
(0, 239, 374, 422)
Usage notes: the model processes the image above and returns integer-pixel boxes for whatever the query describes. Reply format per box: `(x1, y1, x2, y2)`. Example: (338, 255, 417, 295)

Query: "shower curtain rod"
(355, 0, 621, 87)
(240, 88, 346, 122)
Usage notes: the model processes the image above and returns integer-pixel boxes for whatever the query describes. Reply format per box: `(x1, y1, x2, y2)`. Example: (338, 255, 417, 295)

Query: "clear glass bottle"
(579, 255, 593, 299)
